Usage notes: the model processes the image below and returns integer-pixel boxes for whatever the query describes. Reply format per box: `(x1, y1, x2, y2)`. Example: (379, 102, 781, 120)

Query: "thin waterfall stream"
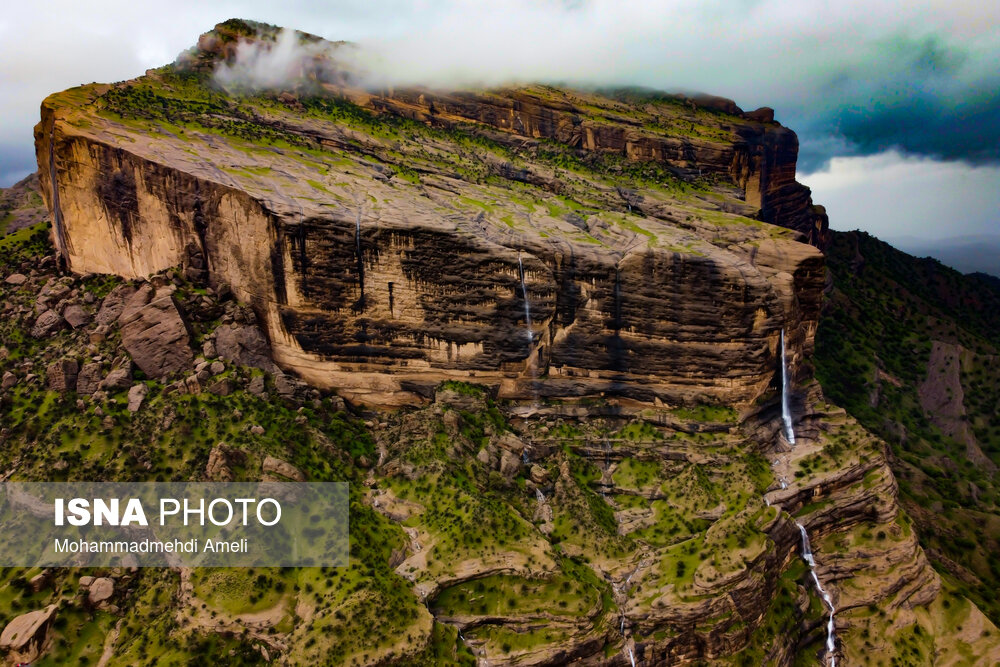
(797, 523, 838, 666)
(518, 252, 533, 341)
(780, 328, 796, 445)
(355, 209, 365, 310)
(766, 328, 835, 664)
(518, 252, 539, 409)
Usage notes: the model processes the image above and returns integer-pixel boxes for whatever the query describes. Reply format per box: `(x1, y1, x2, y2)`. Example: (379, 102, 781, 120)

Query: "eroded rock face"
(117, 285, 193, 379)
(0, 604, 56, 662)
(34, 24, 825, 411)
(262, 455, 306, 482)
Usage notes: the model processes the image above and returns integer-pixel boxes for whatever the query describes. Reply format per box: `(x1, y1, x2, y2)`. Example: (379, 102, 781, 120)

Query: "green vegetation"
(816, 230, 1000, 623)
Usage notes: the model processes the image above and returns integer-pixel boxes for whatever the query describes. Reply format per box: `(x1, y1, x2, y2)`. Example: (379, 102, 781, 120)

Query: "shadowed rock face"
(34, 21, 825, 409)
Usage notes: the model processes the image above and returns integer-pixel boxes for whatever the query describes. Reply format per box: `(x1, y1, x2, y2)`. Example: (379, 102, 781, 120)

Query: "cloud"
(0, 0, 997, 193)
(211, 27, 349, 92)
(800, 150, 1000, 243)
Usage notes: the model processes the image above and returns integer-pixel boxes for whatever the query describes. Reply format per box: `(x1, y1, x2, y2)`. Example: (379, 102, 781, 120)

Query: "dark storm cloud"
(2, 1, 999, 177)
(787, 35, 1000, 171)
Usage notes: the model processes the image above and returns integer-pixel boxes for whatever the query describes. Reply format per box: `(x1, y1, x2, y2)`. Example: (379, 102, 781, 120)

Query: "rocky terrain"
(0, 173, 47, 238)
(0, 18, 997, 667)
(817, 229, 1000, 632)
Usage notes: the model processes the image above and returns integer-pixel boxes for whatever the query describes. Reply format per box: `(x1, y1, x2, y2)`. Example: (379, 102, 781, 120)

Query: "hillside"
(817, 229, 1000, 624)
(0, 18, 997, 667)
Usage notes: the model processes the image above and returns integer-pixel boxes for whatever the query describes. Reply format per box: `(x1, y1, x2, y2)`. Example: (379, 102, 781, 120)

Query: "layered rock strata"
(35, 22, 826, 409)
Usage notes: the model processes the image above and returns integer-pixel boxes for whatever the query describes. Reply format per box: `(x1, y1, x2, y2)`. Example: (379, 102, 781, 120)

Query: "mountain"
(891, 235, 1000, 278)
(0, 172, 47, 237)
(817, 229, 1000, 625)
(0, 19, 997, 666)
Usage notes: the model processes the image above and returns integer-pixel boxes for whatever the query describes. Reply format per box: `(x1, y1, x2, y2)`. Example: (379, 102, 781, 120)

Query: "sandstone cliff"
(34, 20, 826, 410)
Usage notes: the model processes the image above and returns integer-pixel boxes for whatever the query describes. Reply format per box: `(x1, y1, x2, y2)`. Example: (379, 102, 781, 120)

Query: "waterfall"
(535, 488, 546, 504)
(518, 252, 533, 341)
(613, 268, 623, 331)
(797, 523, 837, 666)
(355, 210, 365, 309)
(627, 647, 636, 667)
(780, 328, 796, 445)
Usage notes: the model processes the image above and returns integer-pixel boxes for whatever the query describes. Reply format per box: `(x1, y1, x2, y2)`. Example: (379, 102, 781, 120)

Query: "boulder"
(274, 373, 307, 400)
(213, 323, 277, 372)
(262, 455, 306, 482)
(4, 273, 27, 286)
(101, 364, 132, 391)
(40, 278, 70, 300)
(499, 450, 521, 480)
(63, 303, 91, 328)
(529, 464, 550, 485)
(248, 375, 266, 396)
(87, 577, 114, 604)
(0, 604, 57, 661)
(29, 570, 53, 592)
(46, 359, 79, 392)
(118, 286, 193, 379)
(209, 361, 225, 375)
(182, 375, 201, 394)
(208, 378, 233, 396)
(495, 432, 526, 455)
(78, 575, 95, 587)
(76, 362, 102, 395)
(30, 309, 65, 338)
(127, 383, 148, 412)
(1, 371, 16, 391)
(205, 443, 245, 482)
(95, 284, 136, 325)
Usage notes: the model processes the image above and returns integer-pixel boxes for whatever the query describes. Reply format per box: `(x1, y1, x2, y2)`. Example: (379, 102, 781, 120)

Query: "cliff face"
(34, 24, 825, 410)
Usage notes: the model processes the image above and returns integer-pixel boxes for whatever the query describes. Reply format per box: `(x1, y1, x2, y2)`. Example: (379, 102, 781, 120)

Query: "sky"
(1, 0, 997, 271)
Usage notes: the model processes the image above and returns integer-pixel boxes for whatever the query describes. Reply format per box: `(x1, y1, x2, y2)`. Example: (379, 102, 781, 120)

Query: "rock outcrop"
(0, 604, 56, 663)
(117, 285, 193, 379)
(35, 21, 825, 410)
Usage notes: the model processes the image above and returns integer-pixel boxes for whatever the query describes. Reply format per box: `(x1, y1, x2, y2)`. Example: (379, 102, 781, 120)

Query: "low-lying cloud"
(2, 0, 998, 175)
(0, 0, 997, 253)
(211, 27, 355, 92)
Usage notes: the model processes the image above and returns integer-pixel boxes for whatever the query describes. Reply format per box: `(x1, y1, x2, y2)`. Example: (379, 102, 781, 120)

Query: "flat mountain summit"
(35, 18, 829, 411)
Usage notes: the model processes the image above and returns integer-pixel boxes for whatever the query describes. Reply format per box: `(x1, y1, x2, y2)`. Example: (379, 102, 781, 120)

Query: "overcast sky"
(1, 0, 997, 268)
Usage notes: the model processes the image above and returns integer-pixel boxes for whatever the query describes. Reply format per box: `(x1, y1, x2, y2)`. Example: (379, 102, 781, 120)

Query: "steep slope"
(1, 225, 995, 665)
(0, 173, 47, 237)
(817, 229, 1000, 625)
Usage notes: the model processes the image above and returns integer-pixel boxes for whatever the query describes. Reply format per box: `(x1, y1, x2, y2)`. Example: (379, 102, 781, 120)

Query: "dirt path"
(95, 618, 123, 667)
